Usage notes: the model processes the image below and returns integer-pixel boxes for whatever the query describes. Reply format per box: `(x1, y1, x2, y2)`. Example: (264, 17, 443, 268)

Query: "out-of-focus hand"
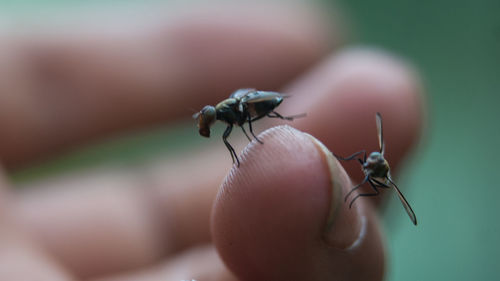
(0, 3, 423, 281)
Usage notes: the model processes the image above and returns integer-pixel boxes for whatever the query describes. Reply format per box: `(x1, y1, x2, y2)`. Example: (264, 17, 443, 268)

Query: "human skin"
(0, 3, 423, 281)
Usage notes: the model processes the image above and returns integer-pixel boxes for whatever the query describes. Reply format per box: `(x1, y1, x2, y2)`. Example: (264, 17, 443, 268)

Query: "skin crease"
(0, 2, 423, 281)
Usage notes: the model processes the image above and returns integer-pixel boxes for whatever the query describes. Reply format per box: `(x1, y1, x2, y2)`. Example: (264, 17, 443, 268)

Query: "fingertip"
(211, 126, 384, 280)
(212, 125, 331, 279)
(286, 47, 425, 174)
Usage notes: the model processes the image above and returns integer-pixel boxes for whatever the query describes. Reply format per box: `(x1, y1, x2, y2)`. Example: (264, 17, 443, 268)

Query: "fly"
(334, 112, 417, 225)
(193, 88, 305, 167)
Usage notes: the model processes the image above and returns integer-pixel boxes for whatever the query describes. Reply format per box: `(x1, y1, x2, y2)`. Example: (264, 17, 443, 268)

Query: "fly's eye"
(201, 106, 216, 122)
(196, 106, 216, 138)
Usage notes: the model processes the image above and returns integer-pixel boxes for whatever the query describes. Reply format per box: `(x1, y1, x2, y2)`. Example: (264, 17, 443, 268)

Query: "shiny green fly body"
(193, 88, 304, 167)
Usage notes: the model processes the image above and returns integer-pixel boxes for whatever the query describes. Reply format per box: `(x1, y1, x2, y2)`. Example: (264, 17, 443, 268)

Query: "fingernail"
(305, 134, 365, 250)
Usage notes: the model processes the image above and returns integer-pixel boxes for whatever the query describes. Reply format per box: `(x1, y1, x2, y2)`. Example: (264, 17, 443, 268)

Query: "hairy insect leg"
(247, 114, 264, 144)
(348, 178, 380, 208)
(267, 111, 306, 121)
(223, 124, 240, 167)
(334, 150, 366, 166)
(345, 174, 369, 203)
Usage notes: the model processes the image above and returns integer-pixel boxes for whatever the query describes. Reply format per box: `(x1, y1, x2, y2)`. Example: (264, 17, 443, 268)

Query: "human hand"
(0, 3, 423, 281)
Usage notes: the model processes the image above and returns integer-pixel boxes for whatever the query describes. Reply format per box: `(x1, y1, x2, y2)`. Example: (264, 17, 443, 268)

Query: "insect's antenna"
(189, 108, 201, 120)
(376, 112, 385, 155)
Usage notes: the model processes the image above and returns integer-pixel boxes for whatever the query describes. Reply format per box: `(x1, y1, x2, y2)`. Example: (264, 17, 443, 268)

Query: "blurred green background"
(2, 0, 499, 280)
(335, 0, 500, 280)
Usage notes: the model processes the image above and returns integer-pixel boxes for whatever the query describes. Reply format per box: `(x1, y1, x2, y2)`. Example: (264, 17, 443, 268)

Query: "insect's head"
(193, 105, 216, 137)
(364, 152, 385, 168)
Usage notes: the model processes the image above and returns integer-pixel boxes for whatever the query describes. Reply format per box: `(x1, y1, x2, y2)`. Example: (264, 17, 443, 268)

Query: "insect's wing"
(192, 112, 200, 120)
(242, 91, 282, 104)
(376, 112, 385, 155)
(229, 88, 256, 99)
(387, 175, 417, 225)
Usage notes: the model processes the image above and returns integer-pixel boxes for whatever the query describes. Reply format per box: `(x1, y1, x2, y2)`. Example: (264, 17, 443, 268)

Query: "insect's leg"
(348, 178, 380, 208)
(267, 111, 306, 121)
(266, 112, 287, 119)
(334, 150, 366, 164)
(344, 174, 369, 202)
(223, 124, 240, 167)
(371, 178, 391, 189)
(240, 125, 252, 142)
(250, 114, 266, 122)
(247, 114, 264, 144)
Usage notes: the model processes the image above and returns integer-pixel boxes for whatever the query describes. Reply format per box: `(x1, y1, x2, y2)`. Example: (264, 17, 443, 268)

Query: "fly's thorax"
(215, 98, 244, 125)
(215, 98, 238, 111)
(363, 151, 389, 178)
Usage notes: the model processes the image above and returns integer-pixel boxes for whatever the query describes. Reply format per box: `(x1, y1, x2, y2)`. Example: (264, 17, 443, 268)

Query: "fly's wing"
(229, 88, 256, 99)
(376, 112, 385, 155)
(387, 175, 417, 225)
(192, 112, 200, 120)
(241, 91, 283, 104)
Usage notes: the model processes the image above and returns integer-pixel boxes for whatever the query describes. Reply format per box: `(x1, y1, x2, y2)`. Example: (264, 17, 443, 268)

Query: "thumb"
(211, 126, 384, 281)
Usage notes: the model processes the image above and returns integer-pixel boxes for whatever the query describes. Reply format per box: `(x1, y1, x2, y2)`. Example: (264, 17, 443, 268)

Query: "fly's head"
(193, 105, 216, 137)
(363, 151, 389, 178)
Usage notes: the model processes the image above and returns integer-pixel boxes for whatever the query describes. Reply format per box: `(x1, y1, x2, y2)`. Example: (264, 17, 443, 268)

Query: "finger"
(0, 172, 74, 281)
(12, 47, 423, 277)
(0, 2, 336, 169)
(0, 227, 75, 281)
(12, 148, 229, 278)
(212, 126, 385, 280)
(282, 48, 424, 179)
(91, 245, 235, 281)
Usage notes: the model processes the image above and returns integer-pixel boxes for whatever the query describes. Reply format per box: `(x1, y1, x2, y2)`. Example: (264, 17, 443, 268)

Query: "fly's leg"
(345, 174, 369, 204)
(223, 124, 240, 167)
(371, 178, 391, 189)
(348, 178, 381, 208)
(250, 114, 266, 123)
(334, 150, 366, 166)
(247, 114, 263, 144)
(240, 125, 253, 142)
(267, 111, 306, 121)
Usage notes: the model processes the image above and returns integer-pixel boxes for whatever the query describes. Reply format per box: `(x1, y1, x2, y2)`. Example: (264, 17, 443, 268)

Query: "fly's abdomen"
(247, 97, 282, 117)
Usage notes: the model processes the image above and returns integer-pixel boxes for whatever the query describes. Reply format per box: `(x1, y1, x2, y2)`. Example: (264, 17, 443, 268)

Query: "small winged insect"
(193, 88, 305, 167)
(334, 113, 417, 225)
